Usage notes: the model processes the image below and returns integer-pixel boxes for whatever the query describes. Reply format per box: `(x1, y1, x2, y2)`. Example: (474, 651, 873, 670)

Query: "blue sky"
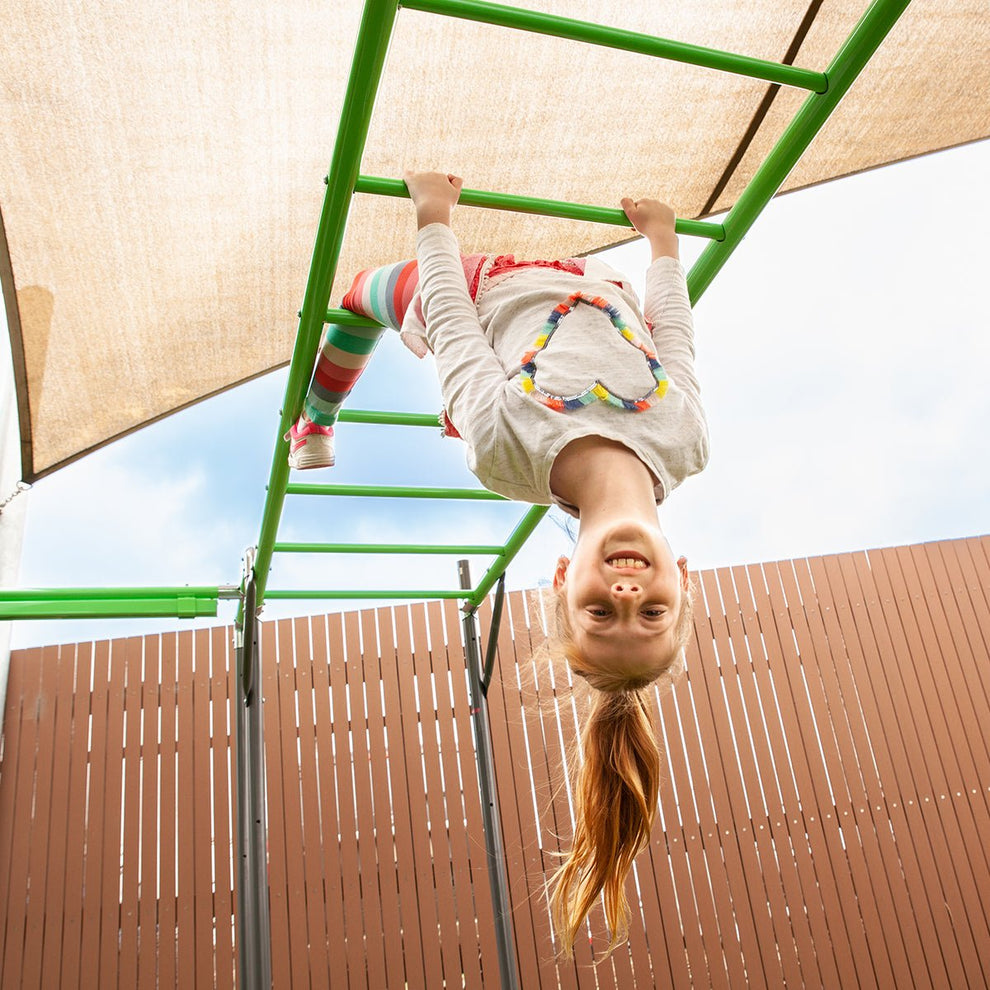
(8, 140, 990, 649)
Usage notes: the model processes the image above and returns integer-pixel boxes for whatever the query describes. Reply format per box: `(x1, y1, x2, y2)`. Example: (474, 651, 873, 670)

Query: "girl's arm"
(404, 171, 507, 440)
(620, 198, 702, 404)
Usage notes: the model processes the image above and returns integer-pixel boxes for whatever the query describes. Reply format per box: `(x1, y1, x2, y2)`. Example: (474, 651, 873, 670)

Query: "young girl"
(292, 170, 709, 955)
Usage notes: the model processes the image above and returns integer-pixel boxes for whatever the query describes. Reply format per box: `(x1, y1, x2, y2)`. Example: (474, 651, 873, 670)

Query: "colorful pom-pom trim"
(518, 292, 668, 412)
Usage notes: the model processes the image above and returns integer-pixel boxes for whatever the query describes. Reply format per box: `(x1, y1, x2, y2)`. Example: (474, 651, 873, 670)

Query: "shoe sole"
(287, 444, 335, 470)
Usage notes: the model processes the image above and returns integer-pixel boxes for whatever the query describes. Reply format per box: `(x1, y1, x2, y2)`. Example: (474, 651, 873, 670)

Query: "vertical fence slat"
(159, 634, 179, 990)
(0, 647, 44, 990)
(361, 607, 407, 990)
(374, 607, 427, 989)
(211, 625, 236, 990)
(138, 636, 161, 990)
(261, 619, 292, 989)
(292, 615, 331, 982)
(327, 611, 366, 988)
(409, 603, 464, 987)
(175, 631, 198, 987)
(392, 604, 446, 989)
(118, 638, 143, 988)
(346, 609, 388, 990)
(58, 643, 92, 990)
(36, 645, 73, 988)
(309, 614, 352, 985)
(276, 617, 313, 986)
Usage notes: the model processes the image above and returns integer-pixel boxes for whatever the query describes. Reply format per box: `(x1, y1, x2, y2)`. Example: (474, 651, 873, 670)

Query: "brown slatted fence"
(0, 631, 237, 990)
(1, 536, 988, 988)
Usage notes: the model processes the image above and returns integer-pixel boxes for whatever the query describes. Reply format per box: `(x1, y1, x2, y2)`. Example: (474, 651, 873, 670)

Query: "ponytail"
(549, 686, 662, 957)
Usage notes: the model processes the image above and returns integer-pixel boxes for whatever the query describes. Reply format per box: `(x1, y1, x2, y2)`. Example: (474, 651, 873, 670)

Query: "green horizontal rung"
(320, 309, 384, 329)
(0, 587, 220, 620)
(355, 175, 725, 240)
(401, 0, 829, 92)
(274, 542, 505, 554)
(337, 408, 441, 428)
(285, 483, 506, 500)
(265, 589, 471, 601)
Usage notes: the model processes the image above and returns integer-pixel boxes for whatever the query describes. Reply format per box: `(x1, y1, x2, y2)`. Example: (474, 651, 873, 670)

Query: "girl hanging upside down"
(289, 170, 709, 956)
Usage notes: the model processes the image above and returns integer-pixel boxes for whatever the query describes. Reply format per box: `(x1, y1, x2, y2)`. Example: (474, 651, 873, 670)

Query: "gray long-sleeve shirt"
(416, 222, 709, 509)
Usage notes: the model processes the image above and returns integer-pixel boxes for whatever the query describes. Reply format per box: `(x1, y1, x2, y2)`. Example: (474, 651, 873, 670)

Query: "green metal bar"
(355, 175, 724, 240)
(274, 542, 505, 555)
(253, 0, 400, 609)
(337, 408, 441, 428)
(466, 504, 550, 607)
(687, 0, 910, 304)
(0, 593, 219, 620)
(265, 589, 471, 601)
(0, 586, 222, 601)
(400, 0, 828, 92)
(285, 483, 506, 501)
(323, 309, 386, 328)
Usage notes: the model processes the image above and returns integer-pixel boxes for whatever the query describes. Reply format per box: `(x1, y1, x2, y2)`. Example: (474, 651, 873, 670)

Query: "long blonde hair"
(547, 584, 694, 957)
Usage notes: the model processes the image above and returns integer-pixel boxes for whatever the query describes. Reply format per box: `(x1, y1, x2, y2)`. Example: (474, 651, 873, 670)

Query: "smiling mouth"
(606, 551, 650, 569)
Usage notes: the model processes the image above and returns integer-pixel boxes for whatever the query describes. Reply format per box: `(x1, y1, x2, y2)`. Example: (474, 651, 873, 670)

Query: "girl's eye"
(642, 608, 666, 618)
(588, 607, 610, 617)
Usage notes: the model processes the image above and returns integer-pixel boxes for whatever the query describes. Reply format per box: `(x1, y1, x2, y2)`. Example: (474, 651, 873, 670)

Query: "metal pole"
(458, 560, 520, 990)
(235, 550, 272, 989)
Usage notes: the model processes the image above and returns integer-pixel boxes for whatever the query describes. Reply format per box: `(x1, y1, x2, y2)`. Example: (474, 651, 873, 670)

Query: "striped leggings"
(302, 323, 387, 427)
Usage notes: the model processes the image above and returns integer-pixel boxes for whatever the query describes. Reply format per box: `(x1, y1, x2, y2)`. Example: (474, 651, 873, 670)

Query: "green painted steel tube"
(400, 0, 828, 92)
(253, 0, 400, 608)
(265, 589, 470, 601)
(687, 0, 910, 304)
(323, 308, 386, 328)
(355, 175, 725, 240)
(274, 542, 505, 555)
(285, 483, 506, 500)
(0, 586, 221, 601)
(337, 409, 441, 428)
(0, 595, 218, 620)
(467, 504, 550, 607)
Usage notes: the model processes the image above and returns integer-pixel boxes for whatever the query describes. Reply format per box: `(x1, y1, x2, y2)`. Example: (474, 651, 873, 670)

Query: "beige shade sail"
(2, 0, 987, 480)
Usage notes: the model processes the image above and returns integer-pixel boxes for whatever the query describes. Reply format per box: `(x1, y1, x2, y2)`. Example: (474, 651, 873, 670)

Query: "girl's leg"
(287, 322, 387, 469)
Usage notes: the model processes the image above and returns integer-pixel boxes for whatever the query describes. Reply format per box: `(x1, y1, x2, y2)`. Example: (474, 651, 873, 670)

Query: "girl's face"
(553, 519, 689, 680)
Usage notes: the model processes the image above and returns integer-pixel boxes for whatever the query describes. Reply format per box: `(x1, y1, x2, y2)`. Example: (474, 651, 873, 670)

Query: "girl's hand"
(403, 170, 464, 229)
(621, 197, 679, 260)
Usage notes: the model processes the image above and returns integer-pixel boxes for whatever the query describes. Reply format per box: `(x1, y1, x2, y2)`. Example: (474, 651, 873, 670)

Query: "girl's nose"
(611, 581, 641, 596)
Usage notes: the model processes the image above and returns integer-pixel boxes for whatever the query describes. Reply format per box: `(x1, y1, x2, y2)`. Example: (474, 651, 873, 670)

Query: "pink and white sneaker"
(284, 417, 335, 470)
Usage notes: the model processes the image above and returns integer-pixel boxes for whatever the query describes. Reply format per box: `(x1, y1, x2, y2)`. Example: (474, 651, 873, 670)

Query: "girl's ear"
(677, 555, 689, 590)
(552, 556, 570, 591)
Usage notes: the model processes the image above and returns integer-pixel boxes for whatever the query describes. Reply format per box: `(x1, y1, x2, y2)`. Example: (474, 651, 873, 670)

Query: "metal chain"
(0, 481, 31, 515)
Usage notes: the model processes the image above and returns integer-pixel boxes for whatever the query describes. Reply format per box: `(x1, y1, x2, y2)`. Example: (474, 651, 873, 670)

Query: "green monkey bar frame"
(0, 0, 911, 987)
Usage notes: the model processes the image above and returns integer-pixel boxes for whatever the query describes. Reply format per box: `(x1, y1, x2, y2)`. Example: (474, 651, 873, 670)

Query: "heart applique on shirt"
(518, 291, 668, 411)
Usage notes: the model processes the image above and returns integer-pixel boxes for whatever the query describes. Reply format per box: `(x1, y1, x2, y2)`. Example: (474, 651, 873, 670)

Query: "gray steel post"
(458, 560, 520, 990)
(235, 550, 273, 989)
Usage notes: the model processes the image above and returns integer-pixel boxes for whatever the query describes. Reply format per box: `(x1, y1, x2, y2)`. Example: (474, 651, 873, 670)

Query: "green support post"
(252, 0, 401, 609)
